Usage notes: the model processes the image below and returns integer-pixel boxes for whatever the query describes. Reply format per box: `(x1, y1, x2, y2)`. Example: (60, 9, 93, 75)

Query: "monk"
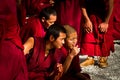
(80, 0, 114, 68)
(20, 7, 57, 43)
(0, 0, 28, 80)
(55, 25, 91, 80)
(23, 24, 66, 80)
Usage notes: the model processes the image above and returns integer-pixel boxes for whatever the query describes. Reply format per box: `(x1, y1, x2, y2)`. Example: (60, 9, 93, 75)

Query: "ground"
(80, 41, 120, 80)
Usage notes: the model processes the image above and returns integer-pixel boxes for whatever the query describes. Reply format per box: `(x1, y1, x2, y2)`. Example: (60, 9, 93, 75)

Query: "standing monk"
(0, 0, 28, 80)
(54, 0, 82, 46)
(80, 0, 114, 68)
(112, 0, 120, 40)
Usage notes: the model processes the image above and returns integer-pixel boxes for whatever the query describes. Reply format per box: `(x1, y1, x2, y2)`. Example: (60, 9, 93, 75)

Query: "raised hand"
(69, 45, 80, 58)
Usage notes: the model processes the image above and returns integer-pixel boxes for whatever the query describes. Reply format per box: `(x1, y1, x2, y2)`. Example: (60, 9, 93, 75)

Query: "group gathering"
(0, 0, 120, 80)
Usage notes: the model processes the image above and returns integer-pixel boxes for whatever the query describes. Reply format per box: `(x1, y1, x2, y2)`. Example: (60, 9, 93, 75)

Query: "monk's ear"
(41, 17, 45, 22)
(49, 35, 55, 42)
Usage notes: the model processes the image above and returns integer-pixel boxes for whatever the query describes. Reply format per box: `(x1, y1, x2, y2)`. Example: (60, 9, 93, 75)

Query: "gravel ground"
(80, 43, 120, 80)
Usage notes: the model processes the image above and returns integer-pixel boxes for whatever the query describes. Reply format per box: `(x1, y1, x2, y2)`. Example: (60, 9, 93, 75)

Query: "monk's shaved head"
(63, 25, 76, 37)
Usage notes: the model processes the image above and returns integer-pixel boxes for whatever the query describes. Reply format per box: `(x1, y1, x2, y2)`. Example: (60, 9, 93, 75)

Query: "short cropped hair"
(63, 25, 76, 37)
(45, 24, 66, 41)
(39, 7, 57, 20)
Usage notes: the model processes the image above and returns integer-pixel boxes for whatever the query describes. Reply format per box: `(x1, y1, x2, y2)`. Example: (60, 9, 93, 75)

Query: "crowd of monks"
(0, 0, 120, 80)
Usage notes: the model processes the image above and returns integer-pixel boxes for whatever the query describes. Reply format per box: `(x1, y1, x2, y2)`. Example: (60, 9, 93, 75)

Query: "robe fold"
(0, 0, 23, 49)
(0, 40, 28, 80)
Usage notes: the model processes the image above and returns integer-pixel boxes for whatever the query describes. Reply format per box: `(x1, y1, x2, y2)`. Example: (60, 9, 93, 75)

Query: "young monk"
(23, 24, 66, 80)
(80, 0, 114, 68)
(55, 25, 91, 80)
(20, 7, 57, 43)
(0, 0, 28, 80)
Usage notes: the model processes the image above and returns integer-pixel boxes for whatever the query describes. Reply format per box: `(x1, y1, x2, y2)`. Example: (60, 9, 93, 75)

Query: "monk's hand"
(53, 63, 63, 80)
(84, 19, 93, 33)
(56, 63, 63, 73)
(98, 22, 108, 33)
(69, 45, 80, 58)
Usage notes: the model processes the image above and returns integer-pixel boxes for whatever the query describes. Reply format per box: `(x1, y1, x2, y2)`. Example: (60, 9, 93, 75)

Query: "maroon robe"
(112, 0, 120, 40)
(55, 47, 90, 80)
(0, 0, 23, 48)
(17, 0, 27, 27)
(0, 0, 28, 80)
(20, 16, 45, 43)
(0, 40, 28, 80)
(54, 0, 82, 46)
(80, 0, 114, 57)
(26, 37, 56, 80)
(19, 0, 53, 26)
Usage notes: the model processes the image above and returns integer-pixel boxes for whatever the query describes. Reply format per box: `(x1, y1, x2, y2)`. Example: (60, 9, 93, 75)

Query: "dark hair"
(39, 7, 57, 20)
(45, 24, 66, 41)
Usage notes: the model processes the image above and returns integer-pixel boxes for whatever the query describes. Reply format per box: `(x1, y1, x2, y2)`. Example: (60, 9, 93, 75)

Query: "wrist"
(68, 54, 74, 59)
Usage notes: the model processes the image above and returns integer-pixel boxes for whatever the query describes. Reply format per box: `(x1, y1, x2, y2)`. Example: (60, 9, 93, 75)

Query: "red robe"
(25, 0, 53, 16)
(112, 0, 120, 40)
(20, 16, 45, 43)
(18, 0, 53, 25)
(54, 0, 82, 46)
(26, 37, 56, 80)
(0, 40, 28, 80)
(17, 0, 27, 27)
(55, 47, 90, 80)
(0, 0, 23, 48)
(80, 0, 114, 57)
(0, 0, 28, 80)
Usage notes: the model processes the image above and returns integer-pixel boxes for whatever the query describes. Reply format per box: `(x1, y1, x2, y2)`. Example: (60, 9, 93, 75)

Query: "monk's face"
(43, 14, 57, 29)
(52, 32, 66, 49)
(65, 32, 77, 49)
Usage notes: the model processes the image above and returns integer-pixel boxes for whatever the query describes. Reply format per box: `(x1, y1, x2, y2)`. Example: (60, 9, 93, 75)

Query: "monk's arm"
(81, 0, 93, 32)
(104, 0, 114, 23)
(81, 0, 90, 23)
(63, 47, 80, 74)
(62, 54, 74, 73)
(23, 37, 34, 55)
(99, 0, 114, 32)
